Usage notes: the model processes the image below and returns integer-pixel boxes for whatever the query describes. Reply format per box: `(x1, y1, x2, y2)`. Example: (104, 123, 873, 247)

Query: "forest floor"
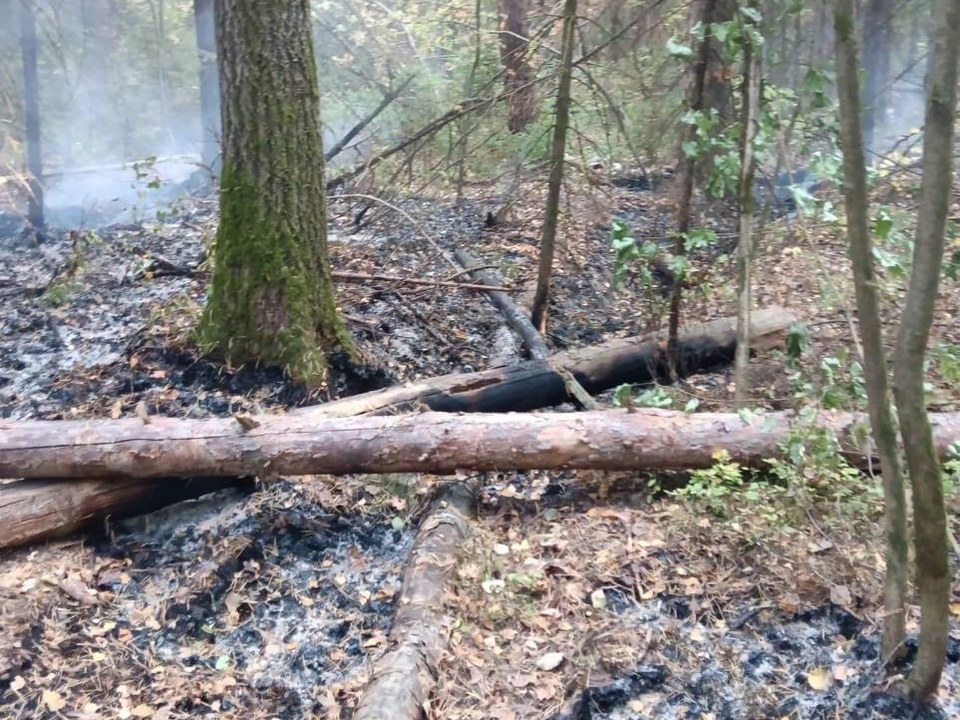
(0, 171, 959, 720)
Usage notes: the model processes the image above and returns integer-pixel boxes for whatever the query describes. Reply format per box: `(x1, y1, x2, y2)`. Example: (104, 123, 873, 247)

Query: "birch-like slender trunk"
(667, 0, 717, 375)
(892, 0, 960, 697)
(733, 5, 760, 403)
(530, 0, 577, 334)
(833, 0, 908, 661)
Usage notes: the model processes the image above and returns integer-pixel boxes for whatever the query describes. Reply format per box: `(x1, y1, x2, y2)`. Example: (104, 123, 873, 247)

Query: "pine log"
(354, 481, 474, 720)
(0, 477, 241, 550)
(4, 409, 960, 481)
(0, 308, 793, 549)
(300, 306, 796, 417)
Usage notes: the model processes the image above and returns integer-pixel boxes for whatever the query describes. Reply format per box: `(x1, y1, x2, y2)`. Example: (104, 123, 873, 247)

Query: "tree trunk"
(0, 477, 242, 550)
(530, 0, 577, 334)
(498, 0, 538, 133)
(702, 0, 737, 126)
(667, 0, 716, 375)
(0, 309, 795, 549)
(834, 0, 909, 661)
(5, 409, 960, 484)
(862, 0, 893, 154)
(892, 0, 960, 698)
(354, 481, 475, 720)
(193, 0, 221, 172)
(19, 0, 43, 229)
(195, 0, 354, 385)
(733, 6, 760, 403)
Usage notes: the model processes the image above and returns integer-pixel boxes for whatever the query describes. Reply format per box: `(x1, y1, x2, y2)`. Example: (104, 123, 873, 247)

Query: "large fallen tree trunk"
(354, 481, 474, 720)
(0, 309, 792, 549)
(301, 307, 794, 416)
(5, 408, 960, 481)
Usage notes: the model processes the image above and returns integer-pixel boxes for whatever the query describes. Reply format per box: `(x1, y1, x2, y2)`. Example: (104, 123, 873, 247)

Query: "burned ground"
(1, 175, 959, 719)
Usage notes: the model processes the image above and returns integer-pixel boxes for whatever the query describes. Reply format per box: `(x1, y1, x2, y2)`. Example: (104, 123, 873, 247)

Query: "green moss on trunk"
(195, 0, 353, 385)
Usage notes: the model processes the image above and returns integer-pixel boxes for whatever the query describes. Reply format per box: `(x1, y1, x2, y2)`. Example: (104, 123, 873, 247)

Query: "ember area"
(3, 0, 960, 718)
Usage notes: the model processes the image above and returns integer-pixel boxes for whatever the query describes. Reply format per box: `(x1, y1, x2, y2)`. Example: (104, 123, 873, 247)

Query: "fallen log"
(453, 249, 549, 358)
(354, 481, 474, 720)
(0, 477, 243, 549)
(4, 409, 960, 480)
(302, 307, 794, 416)
(453, 248, 597, 410)
(0, 308, 792, 549)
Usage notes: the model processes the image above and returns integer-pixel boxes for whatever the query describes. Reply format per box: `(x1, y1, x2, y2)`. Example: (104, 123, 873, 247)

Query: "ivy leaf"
(666, 36, 694, 59)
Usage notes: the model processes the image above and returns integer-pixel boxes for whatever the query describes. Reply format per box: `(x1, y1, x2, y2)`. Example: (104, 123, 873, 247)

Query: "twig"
(332, 271, 514, 292)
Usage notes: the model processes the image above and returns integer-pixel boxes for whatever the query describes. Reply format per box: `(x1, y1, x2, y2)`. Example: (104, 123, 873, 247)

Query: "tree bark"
(4, 409, 960, 484)
(892, 0, 960, 698)
(0, 477, 242, 550)
(0, 309, 794, 549)
(354, 481, 475, 720)
(195, 0, 354, 385)
(733, 5, 759, 403)
(498, 0, 538, 133)
(19, 0, 43, 229)
(530, 0, 577, 334)
(667, 0, 716, 375)
(834, 0, 909, 662)
(193, 0, 221, 172)
(702, 0, 737, 125)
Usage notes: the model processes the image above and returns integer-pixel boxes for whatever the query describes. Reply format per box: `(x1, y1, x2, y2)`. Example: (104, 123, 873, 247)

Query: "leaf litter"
(0, 174, 958, 719)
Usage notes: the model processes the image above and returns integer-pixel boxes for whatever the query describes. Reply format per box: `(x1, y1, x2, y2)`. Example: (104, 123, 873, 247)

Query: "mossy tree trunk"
(833, 0, 908, 661)
(197, 0, 353, 385)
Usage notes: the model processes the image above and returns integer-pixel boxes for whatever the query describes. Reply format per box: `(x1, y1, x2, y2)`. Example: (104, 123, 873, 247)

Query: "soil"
(0, 173, 958, 719)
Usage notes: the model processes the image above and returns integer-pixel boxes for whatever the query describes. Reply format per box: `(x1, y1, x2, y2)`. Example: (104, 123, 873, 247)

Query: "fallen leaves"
(535, 652, 565, 671)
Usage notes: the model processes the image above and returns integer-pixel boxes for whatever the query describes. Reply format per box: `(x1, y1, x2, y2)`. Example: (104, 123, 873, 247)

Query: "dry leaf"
(131, 704, 154, 718)
(829, 585, 852, 606)
(9, 676, 25, 691)
(806, 667, 831, 690)
(535, 652, 565, 671)
(43, 689, 66, 712)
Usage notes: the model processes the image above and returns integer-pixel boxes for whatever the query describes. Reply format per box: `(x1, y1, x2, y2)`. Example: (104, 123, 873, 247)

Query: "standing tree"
(196, 0, 354, 384)
(733, 4, 760, 402)
(530, 0, 576, 334)
(667, 0, 717, 373)
(833, 0, 908, 661)
(498, 0, 538, 133)
(19, 0, 42, 229)
(193, 0, 221, 172)
(892, 0, 960, 697)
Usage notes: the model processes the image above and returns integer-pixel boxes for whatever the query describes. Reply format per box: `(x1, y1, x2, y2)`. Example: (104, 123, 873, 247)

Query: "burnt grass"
(1, 180, 959, 719)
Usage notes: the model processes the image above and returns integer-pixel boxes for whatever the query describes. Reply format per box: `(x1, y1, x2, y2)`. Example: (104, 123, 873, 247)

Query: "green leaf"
(740, 6, 762, 22)
(684, 398, 701, 413)
(666, 36, 694, 59)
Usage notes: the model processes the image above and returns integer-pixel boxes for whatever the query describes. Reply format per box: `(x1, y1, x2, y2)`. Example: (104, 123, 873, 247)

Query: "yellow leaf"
(807, 667, 831, 690)
(43, 690, 66, 712)
(131, 704, 153, 718)
(949, 602, 960, 616)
